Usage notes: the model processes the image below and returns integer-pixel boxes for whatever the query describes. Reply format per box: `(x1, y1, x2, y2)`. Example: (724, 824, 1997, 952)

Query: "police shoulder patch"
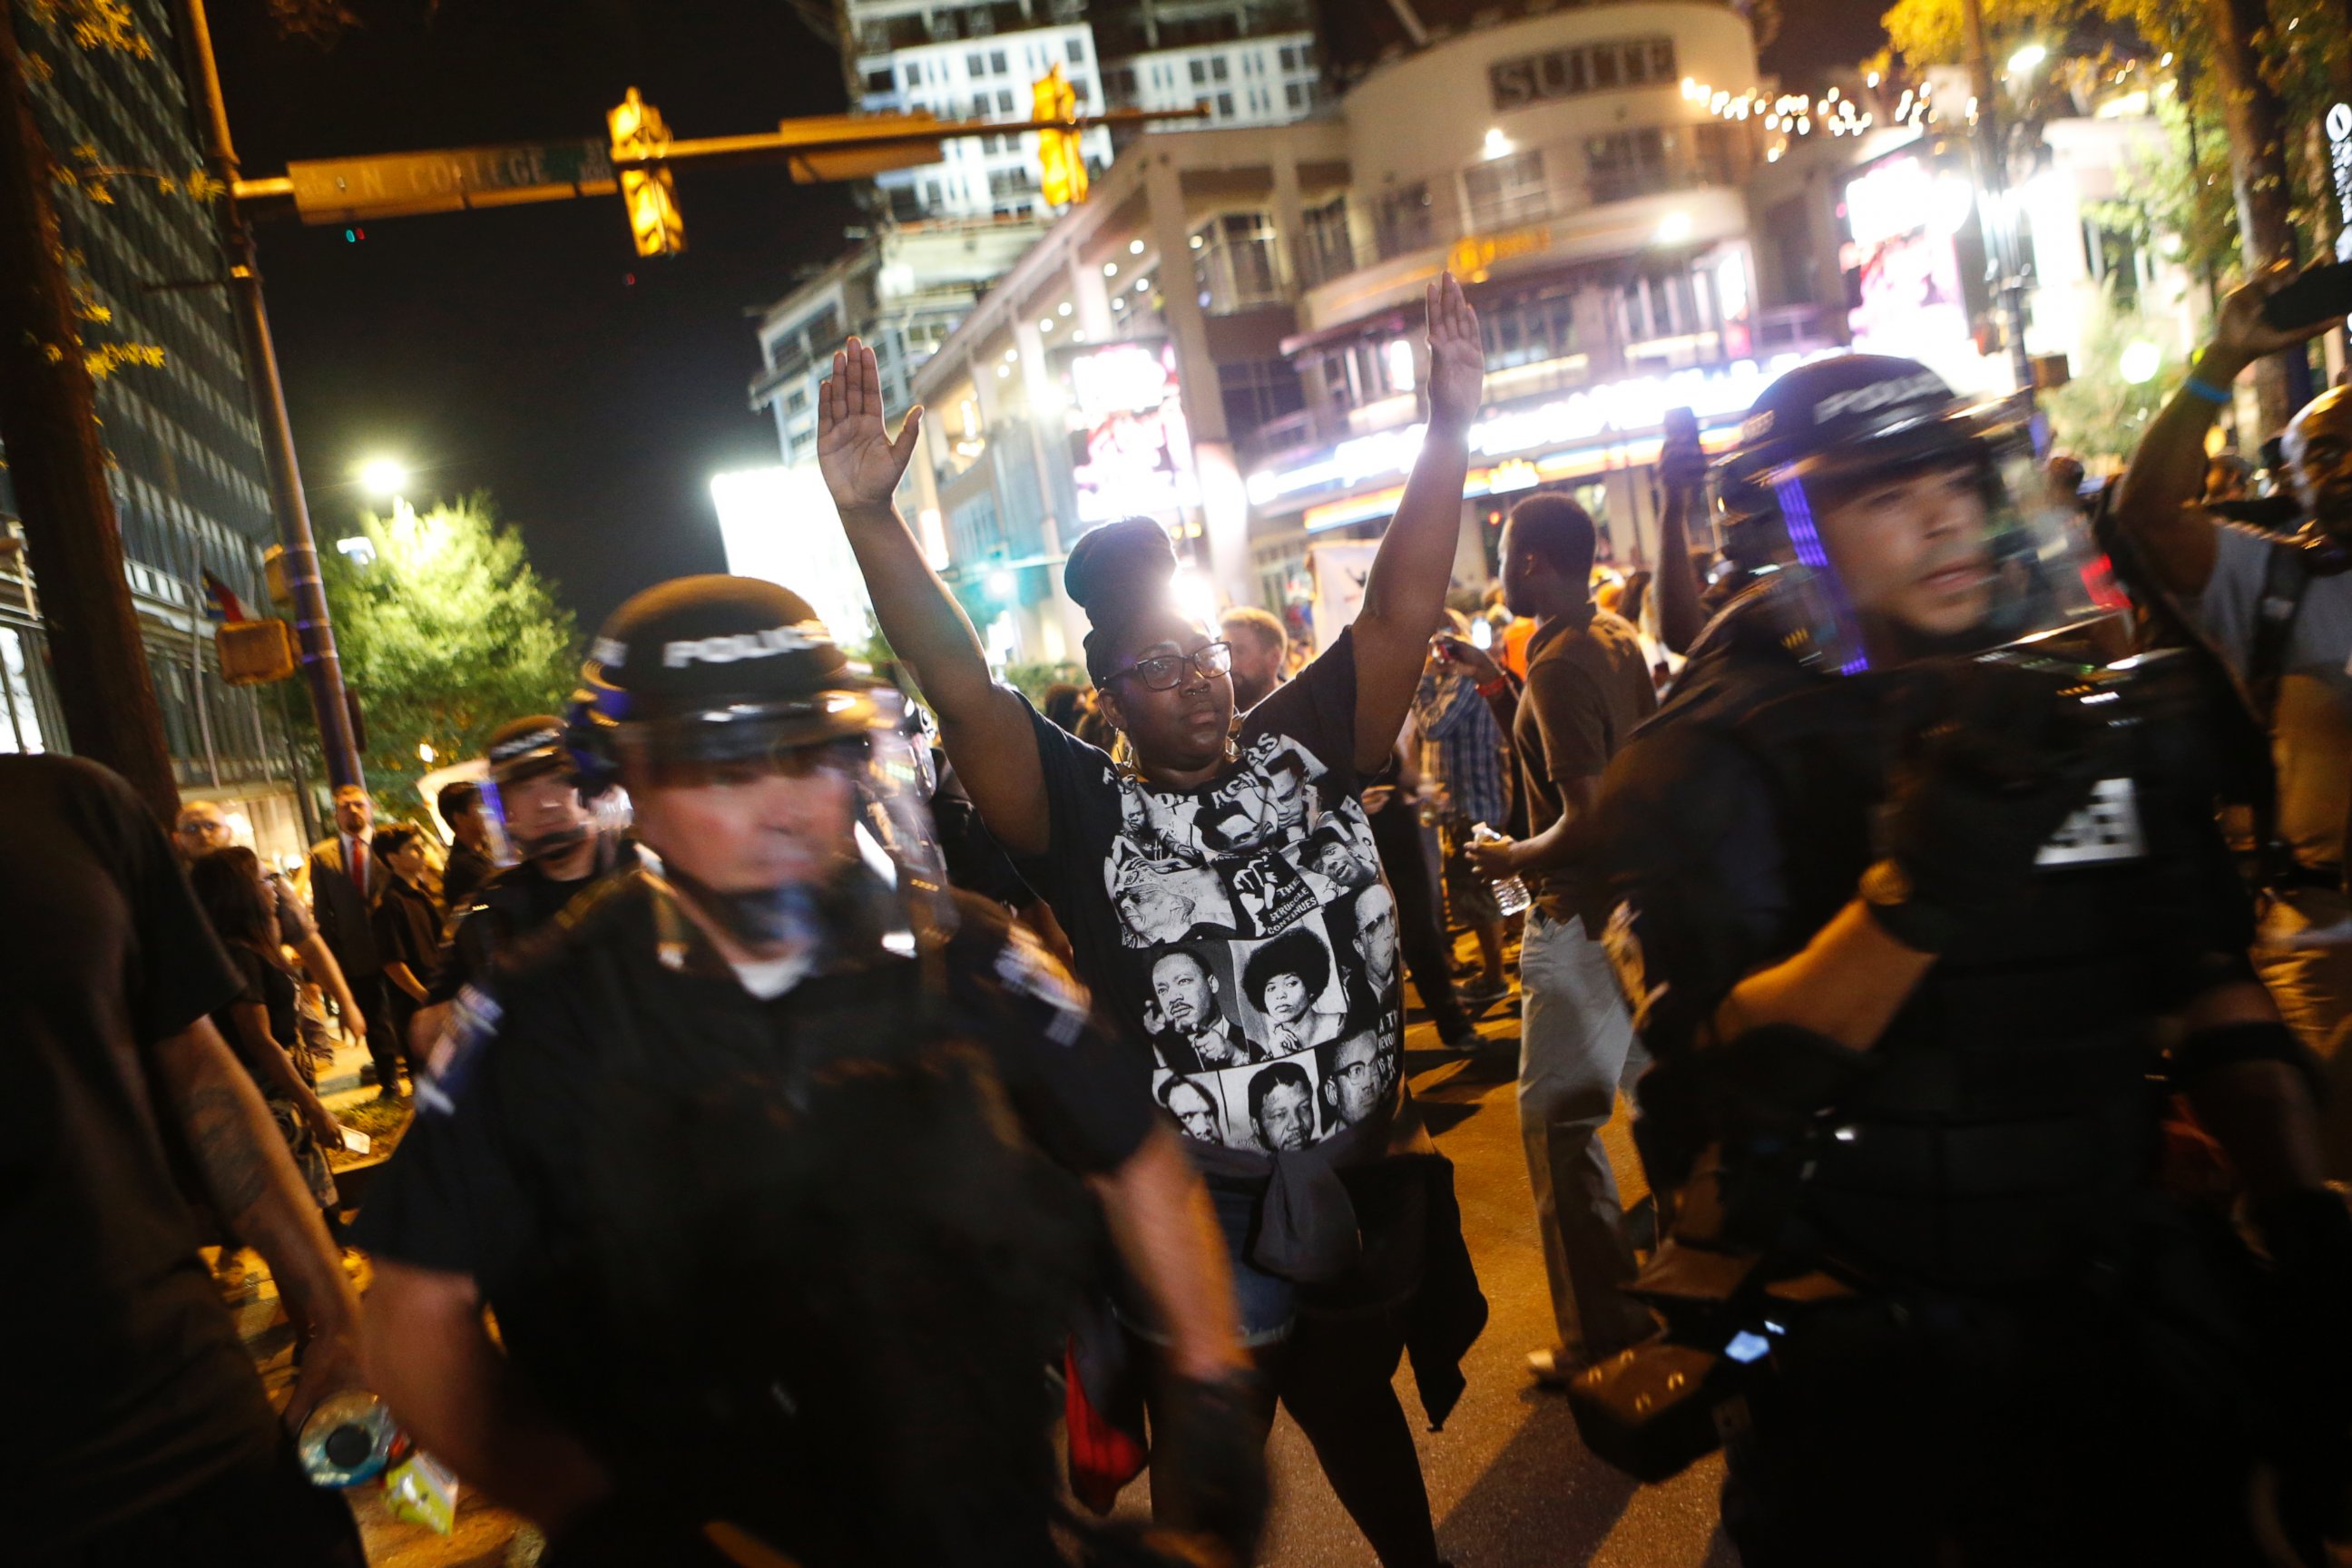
(990, 922, 1094, 1047)
(416, 985, 501, 1117)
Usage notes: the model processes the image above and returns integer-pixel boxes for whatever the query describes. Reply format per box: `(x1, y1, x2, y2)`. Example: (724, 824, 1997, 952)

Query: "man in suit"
(309, 784, 400, 1097)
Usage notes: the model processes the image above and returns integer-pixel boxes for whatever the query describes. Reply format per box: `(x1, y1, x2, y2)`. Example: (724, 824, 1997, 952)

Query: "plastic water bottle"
(1471, 822, 1532, 917)
(299, 1390, 397, 1488)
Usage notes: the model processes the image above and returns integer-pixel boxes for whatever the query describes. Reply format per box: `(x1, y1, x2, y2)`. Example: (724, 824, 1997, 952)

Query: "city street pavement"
(1099, 993, 1736, 1568)
(230, 967, 1733, 1566)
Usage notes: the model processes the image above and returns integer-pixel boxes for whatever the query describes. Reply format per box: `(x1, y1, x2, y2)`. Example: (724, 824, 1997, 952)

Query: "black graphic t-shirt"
(1017, 630, 1401, 1157)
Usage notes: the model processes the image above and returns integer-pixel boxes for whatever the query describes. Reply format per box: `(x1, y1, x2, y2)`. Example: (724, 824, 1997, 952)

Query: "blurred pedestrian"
(1416, 612, 1513, 1004)
(5, 756, 363, 1564)
(1220, 604, 1290, 712)
(436, 779, 495, 916)
(2109, 267, 2352, 1179)
(306, 785, 397, 1095)
(178, 799, 367, 1081)
(1465, 492, 1659, 1386)
(370, 826, 442, 1086)
(189, 848, 345, 1220)
(1042, 681, 1088, 734)
(1362, 743, 1486, 1051)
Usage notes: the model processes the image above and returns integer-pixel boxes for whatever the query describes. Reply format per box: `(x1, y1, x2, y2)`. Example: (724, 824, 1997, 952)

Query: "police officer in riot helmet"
(419, 713, 638, 1039)
(355, 576, 1262, 1567)
(1574, 356, 2352, 1563)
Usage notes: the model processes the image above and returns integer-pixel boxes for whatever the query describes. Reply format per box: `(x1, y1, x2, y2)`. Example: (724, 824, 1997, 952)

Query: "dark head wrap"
(1063, 518, 1181, 684)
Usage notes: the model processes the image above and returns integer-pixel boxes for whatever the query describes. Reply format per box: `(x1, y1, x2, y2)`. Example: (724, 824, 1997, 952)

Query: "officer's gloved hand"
(1873, 659, 2108, 952)
(1147, 1371, 1269, 1568)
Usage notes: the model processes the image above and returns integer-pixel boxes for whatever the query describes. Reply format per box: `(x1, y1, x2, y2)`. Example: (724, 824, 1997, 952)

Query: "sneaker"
(1438, 1024, 1485, 1053)
(1459, 975, 1509, 1005)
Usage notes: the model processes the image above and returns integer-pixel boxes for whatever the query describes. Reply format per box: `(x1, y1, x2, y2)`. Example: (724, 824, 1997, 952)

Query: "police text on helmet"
(657, 622, 834, 669)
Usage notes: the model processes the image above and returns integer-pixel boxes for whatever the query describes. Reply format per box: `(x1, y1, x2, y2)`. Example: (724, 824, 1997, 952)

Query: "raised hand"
(1425, 271, 1485, 436)
(818, 337, 925, 514)
(2204, 259, 2347, 380)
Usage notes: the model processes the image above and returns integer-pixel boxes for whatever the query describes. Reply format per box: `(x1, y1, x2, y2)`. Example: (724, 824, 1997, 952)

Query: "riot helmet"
(1713, 355, 2118, 673)
(477, 713, 598, 867)
(569, 574, 946, 954)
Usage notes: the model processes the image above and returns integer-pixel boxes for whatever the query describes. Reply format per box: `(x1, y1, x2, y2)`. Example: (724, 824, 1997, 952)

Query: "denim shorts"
(1117, 1179, 1298, 1348)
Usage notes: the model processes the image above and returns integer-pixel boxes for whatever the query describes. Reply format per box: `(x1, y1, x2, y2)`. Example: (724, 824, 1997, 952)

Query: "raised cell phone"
(2260, 262, 2352, 331)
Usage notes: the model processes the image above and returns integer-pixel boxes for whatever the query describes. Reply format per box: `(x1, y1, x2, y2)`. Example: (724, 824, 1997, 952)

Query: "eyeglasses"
(1112, 641, 1232, 692)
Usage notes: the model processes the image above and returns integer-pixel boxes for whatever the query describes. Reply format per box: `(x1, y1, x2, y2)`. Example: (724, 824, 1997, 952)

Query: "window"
(1586, 127, 1672, 203)
(1192, 210, 1282, 309)
(1279, 44, 1298, 70)
(967, 51, 987, 74)
(1621, 266, 1709, 342)
(1589, 47, 1619, 88)
(1285, 82, 1304, 109)
(785, 387, 809, 415)
(1692, 122, 1741, 186)
(904, 61, 925, 86)
(997, 88, 1015, 112)
(990, 164, 1036, 197)
(1300, 195, 1355, 283)
(1219, 358, 1307, 437)
(865, 67, 894, 93)
(990, 48, 1007, 72)
(1190, 58, 1208, 84)
(1479, 289, 1580, 369)
(1463, 148, 1548, 231)
(1067, 37, 1085, 63)
(1375, 181, 1434, 260)
(1215, 92, 1234, 116)
(1210, 55, 1230, 80)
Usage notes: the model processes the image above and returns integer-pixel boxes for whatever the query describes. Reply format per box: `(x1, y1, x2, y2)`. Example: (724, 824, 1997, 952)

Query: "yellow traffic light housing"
(609, 87, 685, 257)
(1033, 66, 1087, 207)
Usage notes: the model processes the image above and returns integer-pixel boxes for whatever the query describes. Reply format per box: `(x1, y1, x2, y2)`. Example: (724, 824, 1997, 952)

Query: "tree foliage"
(315, 495, 581, 798)
(2039, 284, 2179, 460)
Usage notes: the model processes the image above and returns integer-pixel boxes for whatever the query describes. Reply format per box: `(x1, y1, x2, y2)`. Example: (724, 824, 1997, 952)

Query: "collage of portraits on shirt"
(1100, 731, 1406, 1158)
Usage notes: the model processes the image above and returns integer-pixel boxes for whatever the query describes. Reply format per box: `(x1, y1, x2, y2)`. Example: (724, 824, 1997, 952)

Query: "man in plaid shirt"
(1413, 613, 1513, 1004)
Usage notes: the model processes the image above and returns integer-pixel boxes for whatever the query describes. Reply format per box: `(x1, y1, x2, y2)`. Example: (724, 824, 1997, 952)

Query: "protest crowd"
(14, 260, 2352, 1568)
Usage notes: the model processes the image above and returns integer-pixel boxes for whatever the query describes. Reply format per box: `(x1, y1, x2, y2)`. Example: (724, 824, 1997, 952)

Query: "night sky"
(209, 0, 1885, 635)
(210, 0, 861, 635)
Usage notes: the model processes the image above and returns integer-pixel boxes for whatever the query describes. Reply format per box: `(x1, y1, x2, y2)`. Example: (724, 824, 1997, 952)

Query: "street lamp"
(2006, 43, 2048, 79)
(359, 456, 409, 496)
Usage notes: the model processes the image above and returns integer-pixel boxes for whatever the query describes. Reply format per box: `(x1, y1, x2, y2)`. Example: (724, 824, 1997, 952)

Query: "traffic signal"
(1033, 66, 1087, 207)
(609, 87, 685, 258)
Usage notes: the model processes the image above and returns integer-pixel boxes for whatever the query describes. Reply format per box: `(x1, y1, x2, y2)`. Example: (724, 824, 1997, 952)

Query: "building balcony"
(1297, 182, 1749, 336)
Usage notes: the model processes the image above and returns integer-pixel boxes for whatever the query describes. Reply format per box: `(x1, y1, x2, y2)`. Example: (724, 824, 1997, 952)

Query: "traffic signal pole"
(181, 0, 366, 792)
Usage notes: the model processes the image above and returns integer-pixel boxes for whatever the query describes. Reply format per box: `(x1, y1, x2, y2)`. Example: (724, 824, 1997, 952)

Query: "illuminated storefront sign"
(1300, 426, 1741, 532)
(1066, 340, 1198, 526)
(1250, 354, 1814, 509)
(1840, 153, 1980, 376)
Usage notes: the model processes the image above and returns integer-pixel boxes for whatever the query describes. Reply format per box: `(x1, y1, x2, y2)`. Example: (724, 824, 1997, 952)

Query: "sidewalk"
(220, 1048, 534, 1568)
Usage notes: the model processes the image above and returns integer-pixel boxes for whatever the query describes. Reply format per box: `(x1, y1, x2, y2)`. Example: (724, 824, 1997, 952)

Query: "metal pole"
(1959, 0, 2036, 397)
(180, 0, 364, 791)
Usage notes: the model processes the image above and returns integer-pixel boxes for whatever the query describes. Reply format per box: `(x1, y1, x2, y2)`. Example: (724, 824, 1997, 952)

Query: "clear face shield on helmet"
(477, 752, 616, 874)
(604, 685, 956, 958)
(1724, 400, 2130, 676)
